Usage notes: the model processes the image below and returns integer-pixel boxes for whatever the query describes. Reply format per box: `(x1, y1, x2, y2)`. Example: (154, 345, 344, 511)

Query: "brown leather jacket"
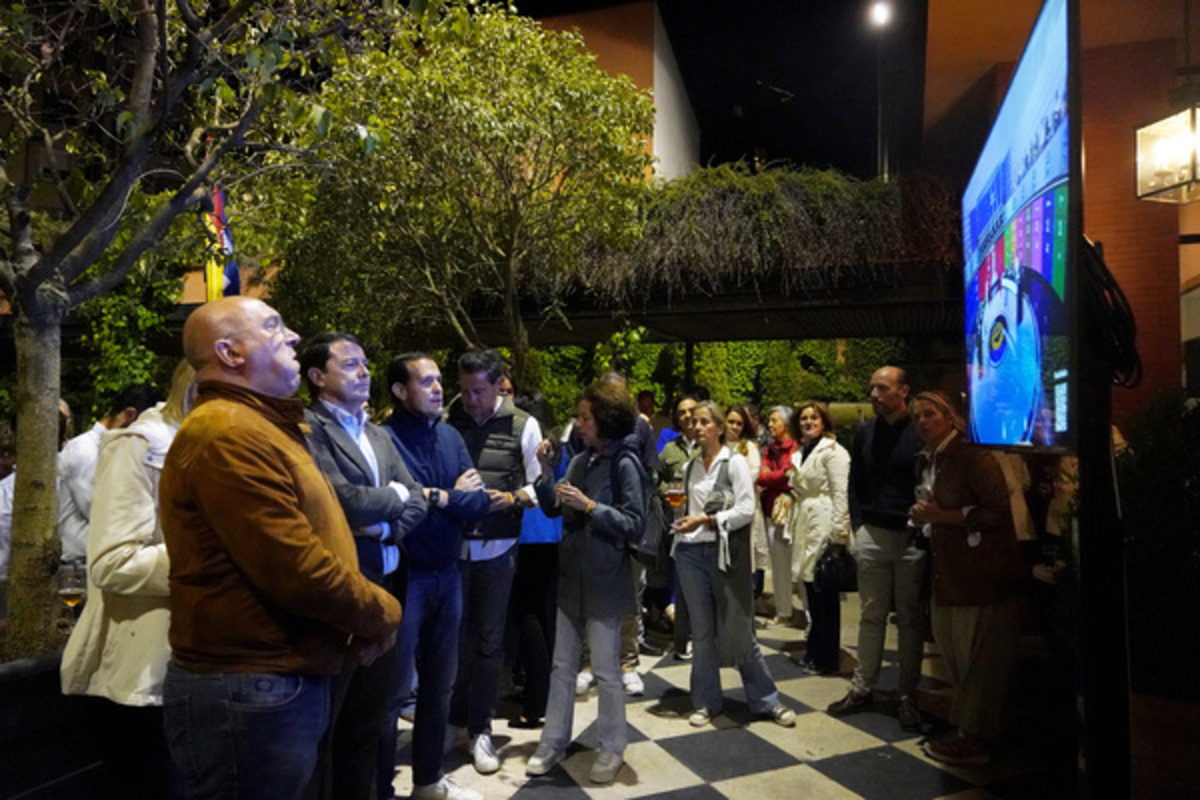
(160, 382, 401, 676)
(925, 435, 1025, 607)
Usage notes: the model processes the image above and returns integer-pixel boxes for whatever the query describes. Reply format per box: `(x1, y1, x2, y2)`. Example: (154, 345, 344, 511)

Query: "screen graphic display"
(961, 0, 1073, 448)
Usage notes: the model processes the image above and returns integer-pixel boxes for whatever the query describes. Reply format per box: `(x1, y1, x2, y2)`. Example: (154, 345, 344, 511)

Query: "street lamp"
(869, 1, 893, 182)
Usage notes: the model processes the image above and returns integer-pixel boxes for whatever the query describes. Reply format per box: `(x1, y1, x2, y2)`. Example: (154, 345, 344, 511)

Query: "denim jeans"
(674, 542, 780, 715)
(850, 523, 928, 697)
(387, 563, 463, 789)
(541, 609, 626, 755)
(162, 662, 331, 800)
(449, 547, 518, 735)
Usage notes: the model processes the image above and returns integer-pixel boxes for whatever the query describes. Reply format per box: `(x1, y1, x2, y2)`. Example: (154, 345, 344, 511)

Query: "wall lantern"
(1137, 1, 1200, 203)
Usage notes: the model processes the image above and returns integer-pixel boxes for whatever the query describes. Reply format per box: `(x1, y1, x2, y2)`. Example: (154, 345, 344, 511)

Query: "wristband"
(585, 500, 596, 515)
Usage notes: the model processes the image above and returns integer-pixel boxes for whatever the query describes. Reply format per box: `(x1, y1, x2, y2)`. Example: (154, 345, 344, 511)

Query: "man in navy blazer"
(301, 331, 428, 800)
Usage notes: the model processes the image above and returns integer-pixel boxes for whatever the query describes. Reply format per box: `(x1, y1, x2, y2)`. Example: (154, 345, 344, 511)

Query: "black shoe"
(897, 695, 922, 732)
(826, 690, 872, 716)
(638, 641, 664, 657)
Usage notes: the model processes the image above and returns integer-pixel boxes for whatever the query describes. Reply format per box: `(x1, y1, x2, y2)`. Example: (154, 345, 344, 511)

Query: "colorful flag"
(202, 186, 240, 302)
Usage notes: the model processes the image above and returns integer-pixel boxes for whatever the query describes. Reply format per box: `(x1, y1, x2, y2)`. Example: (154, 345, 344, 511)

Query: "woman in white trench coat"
(786, 401, 851, 674)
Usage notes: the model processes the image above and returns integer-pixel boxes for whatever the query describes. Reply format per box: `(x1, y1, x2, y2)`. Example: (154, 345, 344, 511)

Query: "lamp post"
(870, 1, 893, 182)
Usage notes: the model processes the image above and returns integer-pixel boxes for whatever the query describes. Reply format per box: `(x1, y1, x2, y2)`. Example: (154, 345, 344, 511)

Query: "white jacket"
(786, 437, 851, 584)
(60, 404, 177, 706)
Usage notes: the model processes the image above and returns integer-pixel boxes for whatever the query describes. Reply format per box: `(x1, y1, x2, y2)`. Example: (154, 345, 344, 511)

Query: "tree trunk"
(4, 186, 67, 660)
(6, 307, 67, 659)
(502, 258, 530, 388)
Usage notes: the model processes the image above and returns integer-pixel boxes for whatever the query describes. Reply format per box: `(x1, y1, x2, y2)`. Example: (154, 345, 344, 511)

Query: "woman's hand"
(556, 481, 592, 513)
(909, 498, 945, 526)
(671, 514, 710, 534)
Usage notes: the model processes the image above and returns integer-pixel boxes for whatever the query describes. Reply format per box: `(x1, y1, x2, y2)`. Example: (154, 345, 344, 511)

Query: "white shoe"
(688, 708, 712, 727)
(411, 775, 482, 800)
(526, 743, 562, 776)
(589, 750, 624, 784)
(471, 732, 499, 774)
(443, 724, 466, 756)
(621, 671, 645, 696)
(575, 670, 595, 696)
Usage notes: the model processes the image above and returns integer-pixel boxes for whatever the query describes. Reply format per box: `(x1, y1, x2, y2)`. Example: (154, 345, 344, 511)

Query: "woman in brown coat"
(908, 391, 1024, 767)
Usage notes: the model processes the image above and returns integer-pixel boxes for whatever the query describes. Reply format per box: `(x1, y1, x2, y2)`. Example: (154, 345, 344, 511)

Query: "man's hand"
(454, 468, 484, 492)
(348, 630, 397, 666)
(486, 488, 514, 512)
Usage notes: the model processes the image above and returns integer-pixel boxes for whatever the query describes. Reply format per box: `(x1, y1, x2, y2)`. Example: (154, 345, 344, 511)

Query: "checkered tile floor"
(392, 595, 1077, 800)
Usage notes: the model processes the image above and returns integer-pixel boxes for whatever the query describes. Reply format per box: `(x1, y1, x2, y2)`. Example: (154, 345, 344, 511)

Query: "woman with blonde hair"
(786, 401, 851, 674)
(724, 404, 768, 595)
(61, 359, 196, 798)
(672, 401, 795, 729)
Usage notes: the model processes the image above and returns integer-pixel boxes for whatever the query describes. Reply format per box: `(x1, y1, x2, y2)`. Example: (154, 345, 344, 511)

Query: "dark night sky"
(516, 0, 928, 178)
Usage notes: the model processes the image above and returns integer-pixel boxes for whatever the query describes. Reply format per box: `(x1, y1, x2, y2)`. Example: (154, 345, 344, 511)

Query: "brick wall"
(1081, 39, 1181, 425)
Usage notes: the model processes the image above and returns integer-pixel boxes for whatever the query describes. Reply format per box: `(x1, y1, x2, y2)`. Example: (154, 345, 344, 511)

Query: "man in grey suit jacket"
(301, 331, 429, 800)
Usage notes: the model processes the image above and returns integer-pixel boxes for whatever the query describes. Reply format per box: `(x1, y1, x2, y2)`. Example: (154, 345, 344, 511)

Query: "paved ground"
(391, 593, 1078, 799)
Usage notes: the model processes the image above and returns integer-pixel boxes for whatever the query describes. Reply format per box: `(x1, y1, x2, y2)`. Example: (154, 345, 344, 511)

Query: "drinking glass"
(57, 564, 86, 627)
(665, 479, 686, 519)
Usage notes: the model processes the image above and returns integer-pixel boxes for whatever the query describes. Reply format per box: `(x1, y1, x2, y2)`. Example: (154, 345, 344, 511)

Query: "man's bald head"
(183, 297, 302, 398)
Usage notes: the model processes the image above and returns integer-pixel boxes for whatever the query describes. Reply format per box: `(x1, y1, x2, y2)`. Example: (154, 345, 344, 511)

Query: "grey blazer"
(305, 403, 429, 581)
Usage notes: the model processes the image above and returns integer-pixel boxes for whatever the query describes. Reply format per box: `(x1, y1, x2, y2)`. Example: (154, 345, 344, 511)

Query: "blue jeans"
(674, 542, 780, 715)
(541, 609, 626, 755)
(449, 547, 518, 735)
(162, 663, 330, 800)
(388, 564, 462, 789)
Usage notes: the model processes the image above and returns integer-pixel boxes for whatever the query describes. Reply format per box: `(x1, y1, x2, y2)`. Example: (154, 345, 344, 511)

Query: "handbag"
(770, 493, 792, 526)
(814, 543, 857, 593)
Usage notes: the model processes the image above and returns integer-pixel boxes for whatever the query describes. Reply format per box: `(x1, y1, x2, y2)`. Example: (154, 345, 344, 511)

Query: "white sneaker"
(575, 670, 595, 696)
(589, 750, 624, 784)
(525, 743, 562, 776)
(443, 724, 466, 756)
(411, 775, 482, 800)
(471, 732, 500, 774)
(621, 671, 645, 696)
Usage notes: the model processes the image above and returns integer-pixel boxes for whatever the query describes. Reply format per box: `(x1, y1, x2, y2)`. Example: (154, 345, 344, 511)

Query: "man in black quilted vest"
(444, 349, 543, 776)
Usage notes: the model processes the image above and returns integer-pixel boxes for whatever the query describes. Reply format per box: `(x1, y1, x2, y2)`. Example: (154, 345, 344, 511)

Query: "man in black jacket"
(826, 366, 926, 733)
(301, 331, 428, 799)
(444, 349, 542, 776)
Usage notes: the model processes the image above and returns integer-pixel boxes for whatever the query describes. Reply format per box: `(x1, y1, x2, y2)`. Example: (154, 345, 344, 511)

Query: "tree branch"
(67, 96, 268, 306)
(129, 0, 159, 131)
(25, 136, 152, 291)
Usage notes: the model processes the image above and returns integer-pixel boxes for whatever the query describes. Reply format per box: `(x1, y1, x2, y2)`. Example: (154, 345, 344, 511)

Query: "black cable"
(1080, 237, 1142, 388)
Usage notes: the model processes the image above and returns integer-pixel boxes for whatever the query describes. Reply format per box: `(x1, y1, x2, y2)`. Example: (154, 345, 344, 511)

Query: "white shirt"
(59, 422, 105, 521)
(677, 448, 756, 546)
(57, 422, 105, 563)
(463, 397, 542, 562)
(0, 472, 13, 581)
(320, 399, 409, 576)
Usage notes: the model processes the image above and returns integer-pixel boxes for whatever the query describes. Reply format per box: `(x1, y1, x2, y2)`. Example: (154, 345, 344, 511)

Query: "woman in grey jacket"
(526, 379, 645, 785)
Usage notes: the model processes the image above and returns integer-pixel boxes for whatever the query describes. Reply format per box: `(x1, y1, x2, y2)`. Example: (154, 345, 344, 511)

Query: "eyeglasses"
(224, 314, 286, 341)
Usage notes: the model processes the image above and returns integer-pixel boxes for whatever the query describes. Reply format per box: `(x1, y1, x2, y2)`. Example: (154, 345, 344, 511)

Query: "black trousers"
(804, 580, 842, 673)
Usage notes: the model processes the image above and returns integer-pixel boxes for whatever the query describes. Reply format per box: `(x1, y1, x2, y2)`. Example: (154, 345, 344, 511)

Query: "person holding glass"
(526, 379, 644, 785)
(786, 401, 852, 675)
(671, 401, 796, 729)
(60, 360, 195, 799)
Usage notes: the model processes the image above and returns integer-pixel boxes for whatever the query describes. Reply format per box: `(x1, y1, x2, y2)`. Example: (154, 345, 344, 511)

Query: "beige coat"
(60, 404, 176, 706)
(786, 437, 851, 583)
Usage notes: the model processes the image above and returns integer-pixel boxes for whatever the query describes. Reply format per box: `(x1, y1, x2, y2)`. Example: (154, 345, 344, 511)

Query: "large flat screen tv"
(961, 0, 1079, 449)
